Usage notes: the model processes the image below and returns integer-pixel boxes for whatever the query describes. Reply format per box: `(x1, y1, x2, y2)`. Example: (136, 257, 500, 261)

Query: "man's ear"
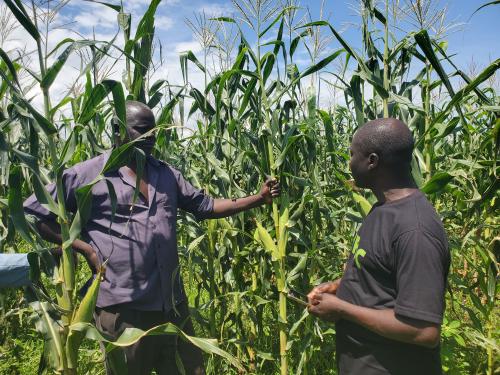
(112, 116, 124, 146)
(113, 132, 120, 148)
(367, 153, 379, 170)
(112, 116, 120, 135)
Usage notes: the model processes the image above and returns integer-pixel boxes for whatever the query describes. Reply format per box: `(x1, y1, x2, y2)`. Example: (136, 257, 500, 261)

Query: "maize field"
(0, 0, 498, 374)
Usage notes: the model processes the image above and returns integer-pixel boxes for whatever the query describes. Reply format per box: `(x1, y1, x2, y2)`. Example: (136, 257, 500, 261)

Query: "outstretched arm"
(307, 293, 440, 348)
(208, 178, 280, 219)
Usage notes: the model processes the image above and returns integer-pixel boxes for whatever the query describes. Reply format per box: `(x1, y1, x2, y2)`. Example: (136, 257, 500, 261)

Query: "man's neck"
(125, 160, 148, 179)
(127, 160, 138, 173)
(372, 174, 418, 204)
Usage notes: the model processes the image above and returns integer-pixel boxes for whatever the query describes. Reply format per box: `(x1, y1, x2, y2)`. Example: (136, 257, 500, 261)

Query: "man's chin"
(351, 179, 368, 191)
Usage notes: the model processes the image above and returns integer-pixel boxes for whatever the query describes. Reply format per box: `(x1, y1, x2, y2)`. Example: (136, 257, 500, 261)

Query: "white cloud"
(199, 2, 234, 16)
(156, 16, 175, 30)
(74, 9, 118, 30)
(174, 40, 203, 54)
(2, 39, 27, 52)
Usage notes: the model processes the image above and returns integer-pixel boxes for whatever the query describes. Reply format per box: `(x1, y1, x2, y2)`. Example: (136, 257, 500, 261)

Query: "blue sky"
(63, 0, 497, 106)
(59, 0, 498, 69)
(308, 0, 498, 67)
(5, 0, 498, 110)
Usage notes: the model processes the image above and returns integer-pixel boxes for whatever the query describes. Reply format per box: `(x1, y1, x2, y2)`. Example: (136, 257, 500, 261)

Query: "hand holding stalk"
(259, 177, 281, 204)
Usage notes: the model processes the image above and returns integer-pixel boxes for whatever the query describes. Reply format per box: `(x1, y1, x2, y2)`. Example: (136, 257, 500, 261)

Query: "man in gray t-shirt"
(24, 101, 280, 375)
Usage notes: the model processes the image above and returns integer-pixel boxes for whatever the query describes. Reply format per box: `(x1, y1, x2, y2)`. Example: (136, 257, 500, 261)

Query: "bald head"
(353, 118, 414, 169)
(125, 100, 155, 130)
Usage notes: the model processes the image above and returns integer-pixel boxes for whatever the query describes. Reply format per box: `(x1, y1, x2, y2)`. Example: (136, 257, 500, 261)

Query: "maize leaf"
(69, 321, 245, 372)
(352, 192, 372, 217)
(66, 267, 103, 369)
(254, 220, 279, 261)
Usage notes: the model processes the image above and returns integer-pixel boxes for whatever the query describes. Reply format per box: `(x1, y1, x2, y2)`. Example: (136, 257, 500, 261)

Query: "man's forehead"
(351, 132, 362, 147)
(126, 107, 155, 131)
(129, 120, 154, 130)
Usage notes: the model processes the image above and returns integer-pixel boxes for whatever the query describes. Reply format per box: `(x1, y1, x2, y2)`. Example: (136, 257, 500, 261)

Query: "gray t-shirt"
(336, 190, 450, 375)
(24, 152, 214, 311)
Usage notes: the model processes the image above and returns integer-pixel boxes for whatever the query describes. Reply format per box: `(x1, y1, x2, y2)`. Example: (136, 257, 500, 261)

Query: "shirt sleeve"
(23, 168, 79, 222)
(173, 169, 214, 220)
(0, 254, 31, 288)
(394, 229, 449, 324)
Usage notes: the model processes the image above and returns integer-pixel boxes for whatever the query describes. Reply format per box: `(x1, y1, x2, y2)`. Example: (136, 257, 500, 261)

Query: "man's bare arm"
(307, 293, 440, 348)
(207, 178, 280, 219)
(36, 221, 99, 273)
(210, 195, 265, 218)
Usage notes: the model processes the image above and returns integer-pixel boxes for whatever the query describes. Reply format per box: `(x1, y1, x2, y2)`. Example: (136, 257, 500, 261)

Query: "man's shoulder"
(69, 152, 108, 172)
(152, 158, 183, 178)
(65, 152, 109, 182)
(400, 194, 446, 247)
(372, 191, 446, 243)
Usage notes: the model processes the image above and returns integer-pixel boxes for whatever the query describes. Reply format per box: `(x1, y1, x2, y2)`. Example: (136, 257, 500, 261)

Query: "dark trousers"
(94, 302, 204, 375)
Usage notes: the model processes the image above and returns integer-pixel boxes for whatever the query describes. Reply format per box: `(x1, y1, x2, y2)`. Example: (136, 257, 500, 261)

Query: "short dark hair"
(354, 118, 414, 168)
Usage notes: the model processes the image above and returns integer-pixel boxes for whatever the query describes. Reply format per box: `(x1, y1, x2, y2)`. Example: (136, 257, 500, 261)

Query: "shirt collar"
(147, 155, 160, 167)
(116, 156, 160, 206)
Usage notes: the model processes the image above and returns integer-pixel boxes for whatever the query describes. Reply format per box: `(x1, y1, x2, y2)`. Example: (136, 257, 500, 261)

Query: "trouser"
(94, 302, 205, 375)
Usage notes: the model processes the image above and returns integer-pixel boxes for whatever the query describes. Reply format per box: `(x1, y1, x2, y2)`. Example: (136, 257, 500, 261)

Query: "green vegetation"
(0, 0, 498, 374)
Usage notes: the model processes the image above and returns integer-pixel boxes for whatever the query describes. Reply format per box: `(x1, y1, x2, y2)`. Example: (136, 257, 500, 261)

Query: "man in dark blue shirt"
(307, 118, 450, 375)
(24, 101, 280, 375)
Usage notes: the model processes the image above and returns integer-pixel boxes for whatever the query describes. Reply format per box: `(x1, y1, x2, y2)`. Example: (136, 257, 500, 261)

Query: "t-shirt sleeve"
(394, 229, 449, 324)
(23, 168, 79, 222)
(173, 169, 214, 220)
